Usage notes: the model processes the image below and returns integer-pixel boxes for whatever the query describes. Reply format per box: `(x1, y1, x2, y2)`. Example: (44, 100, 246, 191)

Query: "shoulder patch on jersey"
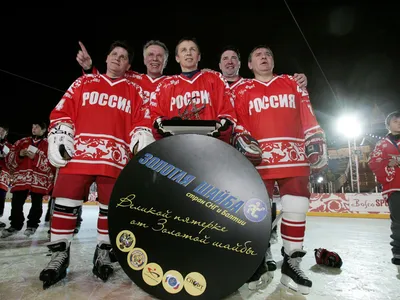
(231, 79, 256, 96)
(126, 80, 145, 97)
(202, 70, 226, 81)
(65, 76, 86, 94)
(377, 139, 389, 148)
(161, 75, 180, 89)
(153, 75, 175, 93)
(125, 71, 142, 80)
(202, 69, 221, 76)
(282, 74, 309, 96)
(83, 73, 103, 85)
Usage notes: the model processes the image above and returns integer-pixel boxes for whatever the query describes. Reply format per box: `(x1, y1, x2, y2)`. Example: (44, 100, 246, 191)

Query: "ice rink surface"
(0, 202, 398, 300)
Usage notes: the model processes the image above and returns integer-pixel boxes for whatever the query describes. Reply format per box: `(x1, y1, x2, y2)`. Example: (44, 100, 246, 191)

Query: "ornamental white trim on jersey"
(145, 74, 166, 83)
(258, 137, 305, 143)
(304, 125, 321, 135)
(100, 75, 127, 86)
(178, 72, 203, 84)
(69, 159, 126, 169)
(253, 76, 282, 87)
(74, 133, 129, 147)
(50, 117, 72, 124)
(256, 163, 310, 169)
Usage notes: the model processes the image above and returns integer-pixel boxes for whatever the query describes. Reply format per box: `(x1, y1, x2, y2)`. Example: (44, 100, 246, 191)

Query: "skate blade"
(40, 270, 67, 289)
(270, 237, 278, 244)
(280, 274, 310, 295)
(247, 272, 273, 291)
(92, 266, 113, 282)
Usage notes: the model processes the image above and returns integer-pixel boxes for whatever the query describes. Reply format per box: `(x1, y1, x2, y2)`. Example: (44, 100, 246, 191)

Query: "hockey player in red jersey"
(151, 38, 237, 142)
(39, 41, 155, 289)
(77, 40, 169, 120)
(0, 124, 11, 228)
(232, 45, 328, 294)
(219, 46, 308, 282)
(368, 111, 400, 272)
(219, 45, 308, 92)
(2, 122, 55, 238)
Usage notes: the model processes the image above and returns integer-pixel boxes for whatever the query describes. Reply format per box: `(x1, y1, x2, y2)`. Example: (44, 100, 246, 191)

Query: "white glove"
(130, 129, 155, 155)
(1, 144, 10, 156)
(207, 118, 233, 138)
(48, 123, 75, 168)
(305, 133, 328, 173)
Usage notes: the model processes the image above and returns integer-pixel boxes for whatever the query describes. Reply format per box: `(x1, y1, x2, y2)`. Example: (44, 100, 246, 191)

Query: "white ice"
(0, 202, 398, 300)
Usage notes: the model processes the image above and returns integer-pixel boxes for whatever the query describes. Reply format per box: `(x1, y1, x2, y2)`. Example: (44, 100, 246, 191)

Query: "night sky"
(1, 3, 398, 144)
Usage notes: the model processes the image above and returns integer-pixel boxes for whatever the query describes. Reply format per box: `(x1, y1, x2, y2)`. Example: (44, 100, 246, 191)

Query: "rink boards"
(6, 192, 390, 219)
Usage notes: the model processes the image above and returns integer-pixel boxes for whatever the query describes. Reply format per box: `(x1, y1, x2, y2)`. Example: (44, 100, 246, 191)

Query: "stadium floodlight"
(336, 114, 362, 138)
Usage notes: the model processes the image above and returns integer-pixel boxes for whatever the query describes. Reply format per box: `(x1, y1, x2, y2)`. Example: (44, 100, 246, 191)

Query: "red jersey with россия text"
(49, 73, 151, 179)
(232, 75, 324, 180)
(150, 70, 237, 124)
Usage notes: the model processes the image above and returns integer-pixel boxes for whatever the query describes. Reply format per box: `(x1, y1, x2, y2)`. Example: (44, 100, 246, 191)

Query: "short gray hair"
(143, 40, 169, 63)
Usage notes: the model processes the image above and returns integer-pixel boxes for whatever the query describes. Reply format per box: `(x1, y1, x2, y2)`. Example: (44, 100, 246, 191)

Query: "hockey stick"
(48, 168, 60, 222)
(271, 210, 283, 229)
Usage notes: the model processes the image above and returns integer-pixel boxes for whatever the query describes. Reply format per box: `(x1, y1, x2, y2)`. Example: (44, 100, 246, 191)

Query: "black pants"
(0, 189, 6, 216)
(10, 190, 44, 230)
(389, 192, 400, 259)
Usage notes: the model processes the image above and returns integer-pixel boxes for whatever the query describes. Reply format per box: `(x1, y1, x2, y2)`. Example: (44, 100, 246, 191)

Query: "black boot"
(281, 249, 312, 295)
(39, 239, 70, 289)
(92, 242, 114, 282)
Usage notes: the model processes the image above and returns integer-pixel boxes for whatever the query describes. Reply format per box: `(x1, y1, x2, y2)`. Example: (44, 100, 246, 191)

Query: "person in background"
(368, 110, 400, 273)
(2, 122, 55, 238)
(0, 124, 12, 228)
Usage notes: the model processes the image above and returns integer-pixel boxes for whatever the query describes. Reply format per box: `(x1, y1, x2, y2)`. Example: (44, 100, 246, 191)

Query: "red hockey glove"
(207, 118, 233, 144)
(305, 133, 328, 173)
(232, 133, 263, 166)
(314, 248, 342, 268)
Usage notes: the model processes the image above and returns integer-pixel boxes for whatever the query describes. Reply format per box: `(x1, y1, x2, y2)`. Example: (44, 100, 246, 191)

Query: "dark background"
(1, 3, 398, 144)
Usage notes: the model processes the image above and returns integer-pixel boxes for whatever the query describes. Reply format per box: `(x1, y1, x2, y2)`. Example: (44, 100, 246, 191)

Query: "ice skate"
(1, 227, 18, 238)
(39, 239, 70, 289)
(92, 242, 114, 282)
(281, 249, 312, 295)
(246, 257, 272, 290)
(270, 229, 278, 244)
(73, 224, 80, 234)
(24, 227, 36, 237)
(74, 211, 82, 234)
(392, 258, 400, 275)
(265, 246, 277, 278)
(109, 247, 118, 263)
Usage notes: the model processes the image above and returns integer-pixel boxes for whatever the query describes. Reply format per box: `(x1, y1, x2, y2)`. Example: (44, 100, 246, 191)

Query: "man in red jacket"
(1, 121, 55, 238)
(368, 110, 400, 272)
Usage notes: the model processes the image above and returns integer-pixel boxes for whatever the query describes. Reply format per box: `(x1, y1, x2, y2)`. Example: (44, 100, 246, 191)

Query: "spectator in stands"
(326, 169, 335, 183)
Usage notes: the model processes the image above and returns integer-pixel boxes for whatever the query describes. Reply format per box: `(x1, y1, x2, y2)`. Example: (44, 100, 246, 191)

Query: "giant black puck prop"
(109, 134, 271, 300)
